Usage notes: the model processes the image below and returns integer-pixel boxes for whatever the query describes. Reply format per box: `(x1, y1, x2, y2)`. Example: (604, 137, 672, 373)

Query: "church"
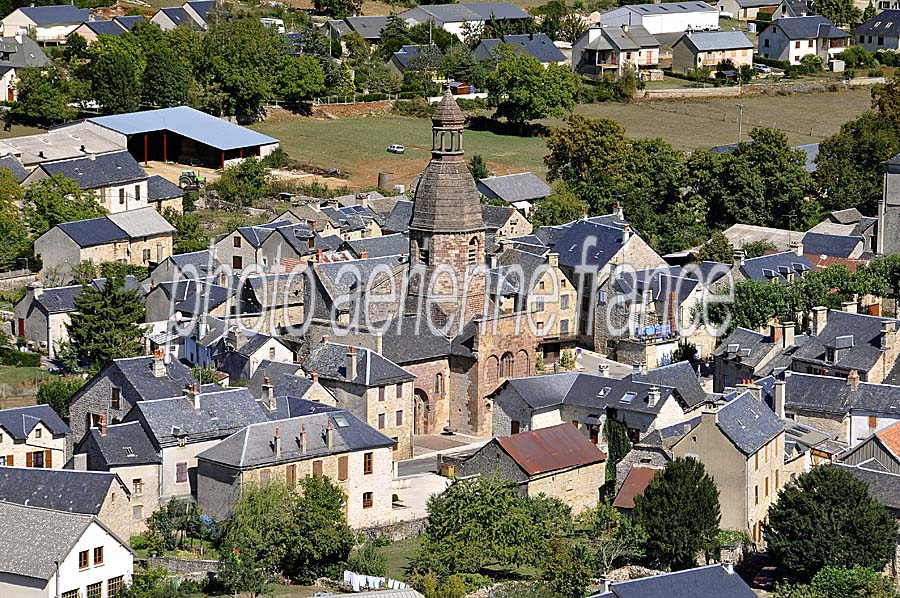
(303, 91, 539, 437)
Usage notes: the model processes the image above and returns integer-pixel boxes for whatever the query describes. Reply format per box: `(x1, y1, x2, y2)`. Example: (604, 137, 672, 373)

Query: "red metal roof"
(496, 423, 606, 476)
(612, 466, 663, 510)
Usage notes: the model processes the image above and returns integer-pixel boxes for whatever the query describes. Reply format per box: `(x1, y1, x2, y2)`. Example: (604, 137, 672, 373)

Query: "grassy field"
(0, 366, 51, 385)
(252, 86, 872, 188)
(377, 536, 422, 581)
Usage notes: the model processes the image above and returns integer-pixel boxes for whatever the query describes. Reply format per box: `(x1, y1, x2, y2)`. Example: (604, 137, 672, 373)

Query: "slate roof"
(57, 216, 128, 248)
(236, 220, 290, 248)
(344, 15, 389, 39)
(594, 564, 755, 598)
(346, 233, 409, 259)
(785, 372, 900, 416)
(618, 1, 716, 14)
(481, 204, 516, 230)
(404, 2, 528, 24)
(495, 372, 583, 409)
(115, 15, 145, 30)
(477, 172, 552, 203)
(836, 462, 900, 510)
(383, 199, 414, 233)
(128, 387, 270, 447)
(553, 218, 629, 270)
(29, 284, 84, 313)
(147, 174, 184, 201)
(69, 355, 197, 407)
(675, 30, 753, 51)
(107, 207, 176, 238)
(857, 10, 900, 35)
(18, 4, 89, 25)
(314, 255, 405, 304)
(492, 247, 552, 297)
(714, 327, 776, 368)
(247, 359, 303, 400)
(495, 423, 605, 476)
(368, 314, 454, 364)
(197, 409, 394, 469)
(791, 310, 896, 374)
(303, 342, 415, 387)
(474, 33, 566, 63)
(0, 502, 97, 581)
(0, 404, 68, 441)
(157, 7, 191, 27)
(801, 231, 864, 258)
(392, 44, 442, 69)
(88, 106, 278, 152)
(39, 150, 146, 190)
(632, 360, 707, 409)
(739, 251, 812, 282)
(79, 420, 161, 467)
(83, 19, 128, 36)
(0, 468, 123, 515)
(715, 392, 784, 456)
(0, 154, 27, 181)
(770, 16, 849, 39)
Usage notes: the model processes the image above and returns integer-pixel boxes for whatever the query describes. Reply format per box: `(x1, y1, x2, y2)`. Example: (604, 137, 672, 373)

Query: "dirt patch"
(142, 161, 220, 185)
(311, 101, 395, 119)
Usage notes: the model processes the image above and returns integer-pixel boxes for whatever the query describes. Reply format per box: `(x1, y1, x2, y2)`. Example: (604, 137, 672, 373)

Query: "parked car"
(387, 144, 406, 154)
(754, 63, 773, 74)
(753, 566, 778, 590)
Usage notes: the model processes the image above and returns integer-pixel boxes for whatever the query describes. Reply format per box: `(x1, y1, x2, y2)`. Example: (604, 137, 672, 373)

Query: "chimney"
(724, 562, 735, 575)
(309, 219, 317, 230)
(186, 383, 200, 410)
(346, 345, 357, 380)
(14, 32, 22, 44)
(360, 249, 369, 259)
(847, 369, 860, 391)
(614, 203, 624, 218)
(882, 321, 896, 351)
(152, 348, 166, 377)
(733, 248, 746, 266)
(488, 253, 498, 269)
(156, 242, 163, 263)
(812, 306, 828, 335)
(789, 239, 803, 257)
(774, 379, 786, 419)
(598, 363, 610, 377)
(99, 414, 107, 437)
(219, 272, 227, 286)
(647, 386, 660, 407)
(548, 252, 559, 268)
(622, 23, 629, 32)
(736, 380, 761, 401)
(316, 248, 323, 262)
(72, 453, 87, 470)
(640, 361, 647, 374)
(622, 223, 631, 243)
(27, 281, 43, 299)
(326, 419, 333, 449)
(274, 427, 282, 457)
(321, 335, 329, 344)
(312, 369, 319, 384)
(701, 409, 717, 426)
(300, 423, 307, 454)
(842, 300, 857, 314)
(781, 322, 795, 348)
(770, 323, 782, 344)
(262, 376, 275, 410)
(308, 237, 315, 249)
(632, 361, 642, 375)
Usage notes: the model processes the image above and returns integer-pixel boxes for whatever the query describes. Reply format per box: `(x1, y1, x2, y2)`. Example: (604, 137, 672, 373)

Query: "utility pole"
(737, 104, 745, 143)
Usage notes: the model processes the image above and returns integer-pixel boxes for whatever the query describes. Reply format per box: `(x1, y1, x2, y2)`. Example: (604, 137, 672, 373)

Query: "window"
(561, 295, 569, 310)
(233, 236, 242, 248)
(869, 415, 878, 428)
(176, 461, 188, 484)
(34, 428, 41, 439)
(108, 576, 124, 598)
(795, 40, 801, 48)
(435, 373, 444, 395)
(133, 504, 144, 520)
(260, 469, 270, 484)
(539, 280, 545, 290)
(28, 450, 44, 468)
(134, 185, 141, 202)
(468, 237, 478, 263)
(396, 383, 402, 399)
(560, 320, 569, 335)
(79, 550, 89, 570)
(93, 546, 104, 566)
(269, 346, 276, 359)
(776, 469, 780, 487)
(499, 352, 514, 378)
(132, 478, 143, 496)
(808, 39, 813, 47)
(395, 410, 404, 426)
(765, 444, 769, 462)
(87, 582, 102, 598)
(392, 437, 399, 452)
(119, 188, 125, 205)
(232, 255, 242, 269)
(362, 491, 374, 508)
(860, 35, 865, 43)
(364, 451, 373, 475)
(511, 420, 520, 434)
(142, 248, 151, 263)
(313, 460, 323, 477)
(755, 452, 759, 470)
(338, 456, 348, 480)
(764, 39, 770, 47)
(111, 387, 120, 410)
(378, 413, 386, 429)
(62, 591, 79, 598)
(286, 464, 296, 486)
(755, 485, 759, 505)
(535, 298, 544, 312)
(765, 476, 769, 498)
(379, 386, 386, 402)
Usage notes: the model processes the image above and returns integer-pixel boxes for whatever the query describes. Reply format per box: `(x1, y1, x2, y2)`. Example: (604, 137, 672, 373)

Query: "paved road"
(398, 455, 439, 477)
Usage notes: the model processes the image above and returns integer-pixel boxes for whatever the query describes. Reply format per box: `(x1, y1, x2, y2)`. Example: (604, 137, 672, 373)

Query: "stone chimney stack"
(782, 322, 795, 348)
(790, 239, 803, 256)
(774, 379, 786, 419)
(701, 409, 718, 426)
(262, 376, 275, 410)
(882, 321, 896, 352)
(274, 426, 281, 458)
(346, 345, 357, 381)
(842, 300, 858, 314)
(598, 363, 610, 377)
(770, 323, 782, 344)
(308, 237, 315, 250)
(622, 223, 631, 243)
(812, 306, 828, 335)
(847, 369, 860, 391)
(312, 369, 319, 384)
(152, 348, 166, 377)
(99, 414, 107, 437)
(300, 423, 307, 454)
(733, 248, 746, 266)
(548, 252, 559, 268)
(28, 281, 43, 300)
(156, 242, 163, 263)
(360, 249, 369, 259)
(647, 386, 660, 407)
(614, 203, 624, 218)
(186, 383, 200, 410)
(326, 419, 333, 449)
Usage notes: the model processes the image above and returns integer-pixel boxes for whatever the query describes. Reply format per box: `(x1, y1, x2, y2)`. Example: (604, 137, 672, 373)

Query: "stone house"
(473, 33, 567, 66)
(214, 220, 292, 273)
(671, 392, 785, 547)
(66, 352, 198, 455)
(399, 2, 530, 38)
(477, 172, 552, 216)
(840, 419, 900, 474)
(671, 30, 754, 74)
(34, 208, 175, 283)
(74, 420, 162, 535)
(303, 342, 416, 459)
(68, 16, 145, 45)
(713, 322, 802, 392)
(757, 16, 850, 65)
(0, 34, 49, 102)
(0, 404, 68, 468)
(147, 250, 215, 286)
(213, 332, 294, 381)
(256, 222, 344, 273)
(595, 564, 756, 597)
(0, 467, 132, 542)
(122, 385, 271, 501)
(482, 205, 534, 244)
(453, 423, 606, 513)
(0, 501, 133, 598)
(274, 205, 339, 235)
(856, 9, 900, 52)
(197, 408, 395, 528)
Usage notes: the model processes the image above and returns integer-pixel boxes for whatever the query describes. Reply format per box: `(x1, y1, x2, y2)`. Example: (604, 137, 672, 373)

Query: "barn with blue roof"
(73, 105, 280, 169)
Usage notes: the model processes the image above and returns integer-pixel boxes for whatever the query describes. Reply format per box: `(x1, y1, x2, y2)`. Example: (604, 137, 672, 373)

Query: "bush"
(456, 97, 488, 111)
(347, 541, 387, 577)
(753, 55, 791, 69)
(392, 97, 434, 117)
(838, 46, 876, 68)
(0, 347, 41, 367)
(869, 68, 885, 77)
(876, 49, 900, 67)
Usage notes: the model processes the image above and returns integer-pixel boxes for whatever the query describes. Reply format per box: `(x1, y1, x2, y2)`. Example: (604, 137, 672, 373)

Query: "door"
(414, 389, 430, 435)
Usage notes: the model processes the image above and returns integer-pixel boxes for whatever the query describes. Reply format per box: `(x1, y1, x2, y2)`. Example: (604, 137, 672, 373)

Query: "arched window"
(499, 352, 514, 378)
(468, 237, 479, 264)
(434, 373, 444, 396)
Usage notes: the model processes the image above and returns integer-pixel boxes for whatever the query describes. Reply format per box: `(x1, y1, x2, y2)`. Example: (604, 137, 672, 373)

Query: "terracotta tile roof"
(496, 423, 605, 476)
(612, 466, 662, 509)
(877, 421, 900, 458)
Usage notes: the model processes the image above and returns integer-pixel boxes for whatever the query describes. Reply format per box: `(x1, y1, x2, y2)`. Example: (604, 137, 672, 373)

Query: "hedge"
(0, 347, 41, 367)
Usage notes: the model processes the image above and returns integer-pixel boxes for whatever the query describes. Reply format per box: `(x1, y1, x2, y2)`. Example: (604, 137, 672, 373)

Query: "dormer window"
(34, 428, 41, 439)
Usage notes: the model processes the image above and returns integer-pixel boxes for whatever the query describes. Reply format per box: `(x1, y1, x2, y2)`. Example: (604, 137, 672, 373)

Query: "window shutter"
(338, 456, 348, 481)
(26, 452, 32, 468)
(45, 450, 52, 469)
(6, 455, 12, 466)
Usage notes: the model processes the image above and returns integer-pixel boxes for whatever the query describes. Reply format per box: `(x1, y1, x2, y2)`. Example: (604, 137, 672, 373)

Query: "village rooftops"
(0, 467, 127, 514)
(35, 149, 146, 189)
(0, 404, 68, 441)
(17, 4, 90, 24)
(770, 15, 849, 40)
(715, 391, 784, 456)
(592, 563, 755, 597)
(303, 342, 415, 387)
(77, 420, 161, 468)
(478, 172, 552, 204)
(496, 423, 606, 476)
(785, 372, 900, 415)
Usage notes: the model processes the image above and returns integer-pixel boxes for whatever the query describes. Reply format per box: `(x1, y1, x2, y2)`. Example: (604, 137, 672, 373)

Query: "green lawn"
(0, 123, 45, 139)
(377, 536, 422, 581)
(0, 366, 51, 385)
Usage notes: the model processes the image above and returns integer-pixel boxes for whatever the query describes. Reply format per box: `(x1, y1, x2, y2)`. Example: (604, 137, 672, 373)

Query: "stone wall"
(360, 517, 428, 542)
(143, 556, 218, 580)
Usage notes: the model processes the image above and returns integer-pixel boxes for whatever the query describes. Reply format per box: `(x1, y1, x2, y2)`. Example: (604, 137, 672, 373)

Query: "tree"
(65, 34, 87, 61)
(162, 208, 208, 254)
(468, 154, 489, 180)
(279, 55, 326, 103)
(604, 417, 631, 489)
(0, 167, 28, 271)
(542, 540, 591, 598)
(36, 378, 84, 419)
(672, 340, 699, 364)
(24, 175, 107, 237)
(742, 239, 778, 258)
(697, 231, 734, 263)
(92, 51, 142, 114)
(530, 182, 589, 227)
(11, 65, 77, 126)
(813, 0, 861, 26)
(765, 465, 897, 580)
(314, 0, 360, 18)
(347, 540, 387, 577)
(864, 0, 876, 21)
(142, 46, 192, 108)
(66, 275, 145, 371)
(219, 542, 271, 598)
(776, 566, 899, 598)
(633, 457, 721, 570)
(330, 61, 355, 96)
(487, 51, 577, 127)
(210, 157, 273, 207)
(580, 502, 647, 574)
(739, 64, 754, 84)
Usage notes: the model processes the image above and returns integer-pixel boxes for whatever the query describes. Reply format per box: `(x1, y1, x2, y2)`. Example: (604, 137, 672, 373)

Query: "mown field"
(251, 86, 873, 188)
